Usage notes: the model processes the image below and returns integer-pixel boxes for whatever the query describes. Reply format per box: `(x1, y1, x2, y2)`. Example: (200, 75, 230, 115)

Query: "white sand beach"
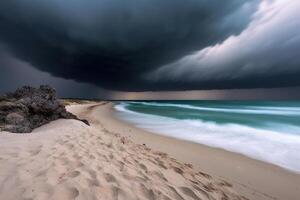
(0, 102, 299, 200)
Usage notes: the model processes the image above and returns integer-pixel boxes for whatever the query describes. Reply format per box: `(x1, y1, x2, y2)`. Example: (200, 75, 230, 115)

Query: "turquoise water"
(115, 101, 300, 173)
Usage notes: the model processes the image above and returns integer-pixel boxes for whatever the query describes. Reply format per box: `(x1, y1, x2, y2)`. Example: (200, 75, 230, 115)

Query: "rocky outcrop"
(0, 85, 89, 133)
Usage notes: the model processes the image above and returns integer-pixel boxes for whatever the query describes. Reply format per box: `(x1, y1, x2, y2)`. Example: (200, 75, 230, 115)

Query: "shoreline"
(0, 102, 299, 200)
(114, 102, 300, 175)
(99, 102, 300, 200)
(111, 102, 300, 174)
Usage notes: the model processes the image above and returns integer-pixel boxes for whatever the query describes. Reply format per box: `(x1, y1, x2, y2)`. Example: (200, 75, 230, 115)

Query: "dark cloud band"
(0, 0, 258, 91)
(148, 0, 300, 90)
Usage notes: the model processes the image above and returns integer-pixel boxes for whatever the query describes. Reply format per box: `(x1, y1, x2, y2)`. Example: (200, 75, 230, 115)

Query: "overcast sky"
(0, 0, 300, 99)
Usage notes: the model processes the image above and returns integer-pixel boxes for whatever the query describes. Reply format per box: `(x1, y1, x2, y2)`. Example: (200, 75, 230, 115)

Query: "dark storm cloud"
(0, 0, 259, 91)
(0, 47, 109, 99)
(149, 0, 300, 90)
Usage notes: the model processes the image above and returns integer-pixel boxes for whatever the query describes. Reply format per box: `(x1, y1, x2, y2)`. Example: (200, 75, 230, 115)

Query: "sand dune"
(0, 102, 300, 200)
(0, 102, 250, 200)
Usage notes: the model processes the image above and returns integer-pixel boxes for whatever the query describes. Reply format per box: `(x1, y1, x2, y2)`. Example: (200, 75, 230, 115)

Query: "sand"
(0, 102, 299, 200)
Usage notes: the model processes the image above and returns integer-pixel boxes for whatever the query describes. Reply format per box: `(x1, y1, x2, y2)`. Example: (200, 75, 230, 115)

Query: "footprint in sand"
(109, 153, 114, 160)
(139, 184, 156, 200)
(68, 171, 80, 178)
(104, 173, 117, 183)
(96, 151, 103, 157)
(89, 154, 96, 160)
(96, 165, 103, 171)
(66, 143, 75, 150)
(139, 163, 148, 172)
(192, 185, 211, 199)
(75, 161, 85, 168)
(155, 159, 168, 170)
(96, 136, 102, 140)
(172, 167, 184, 175)
(180, 187, 201, 200)
(88, 178, 101, 187)
(151, 171, 168, 182)
(197, 171, 212, 180)
(168, 186, 184, 200)
(72, 153, 80, 159)
(117, 161, 125, 171)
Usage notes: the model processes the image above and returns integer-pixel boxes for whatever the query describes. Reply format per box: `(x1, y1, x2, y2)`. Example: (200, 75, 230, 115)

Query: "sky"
(0, 0, 300, 99)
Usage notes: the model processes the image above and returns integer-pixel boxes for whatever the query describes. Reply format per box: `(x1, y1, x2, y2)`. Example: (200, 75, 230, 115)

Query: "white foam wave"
(115, 103, 300, 173)
(129, 101, 300, 116)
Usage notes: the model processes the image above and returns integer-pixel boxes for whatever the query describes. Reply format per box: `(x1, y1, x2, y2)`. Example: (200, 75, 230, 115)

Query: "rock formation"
(0, 85, 89, 133)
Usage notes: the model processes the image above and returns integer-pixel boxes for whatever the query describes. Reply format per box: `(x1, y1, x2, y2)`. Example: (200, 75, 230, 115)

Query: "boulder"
(0, 85, 89, 133)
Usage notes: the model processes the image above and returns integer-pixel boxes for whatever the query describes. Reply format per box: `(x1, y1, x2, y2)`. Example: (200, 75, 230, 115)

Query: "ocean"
(114, 101, 300, 173)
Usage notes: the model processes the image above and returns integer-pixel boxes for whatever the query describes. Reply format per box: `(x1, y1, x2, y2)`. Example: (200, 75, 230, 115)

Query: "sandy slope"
(101, 102, 300, 200)
(0, 102, 299, 200)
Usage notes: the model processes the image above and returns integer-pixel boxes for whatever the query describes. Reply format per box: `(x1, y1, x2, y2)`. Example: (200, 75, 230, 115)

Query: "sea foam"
(115, 102, 300, 173)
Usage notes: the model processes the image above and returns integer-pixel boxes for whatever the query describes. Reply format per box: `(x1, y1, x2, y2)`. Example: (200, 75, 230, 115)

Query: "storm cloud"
(0, 0, 260, 91)
(0, 47, 108, 98)
(149, 0, 300, 90)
